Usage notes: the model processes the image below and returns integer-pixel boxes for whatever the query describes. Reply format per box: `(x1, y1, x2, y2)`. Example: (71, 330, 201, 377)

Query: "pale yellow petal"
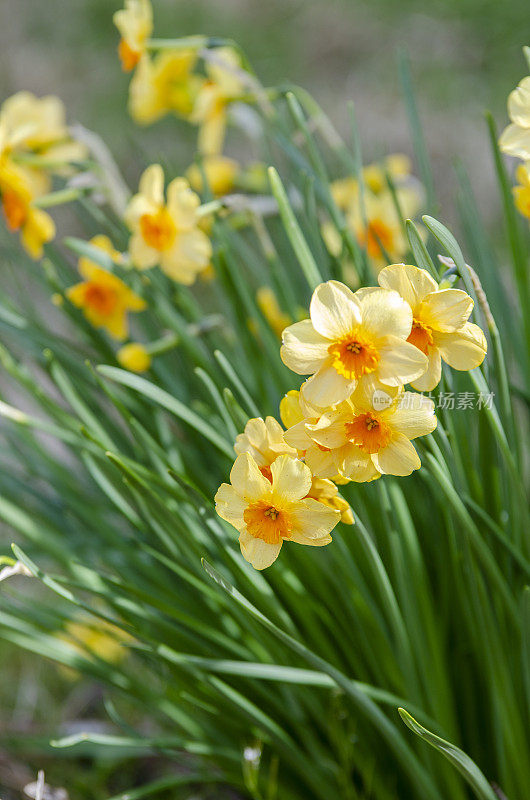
(420, 289, 473, 332)
(215, 483, 246, 529)
(166, 177, 200, 229)
(377, 336, 428, 386)
(434, 322, 487, 371)
(389, 392, 437, 439)
(230, 453, 270, 501)
(301, 364, 356, 409)
(304, 445, 338, 479)
(373, 434, 421, 476)
(360, 287, 412, 340)
(499, 123, 530, 160)
(283, 419, 314, 451)
(128, 232, 159, 269)
(310, 280, 362, 339)
(289, 498, 339, 543)
(507, 76, 530, 127)
(239, 531, 282, 569)
(338, 446, 379, 482)
(279, 390, 304, 429)
(270, 455, 311, 504)
(410, 349, 442, 391)
(306, 414, 349, 449)
(378, 263, 437, 312)
(139, 164, 164, 205)
(280, 320, 329, 374)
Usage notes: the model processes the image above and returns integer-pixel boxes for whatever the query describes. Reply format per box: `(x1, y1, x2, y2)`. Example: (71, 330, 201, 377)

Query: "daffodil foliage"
(0, 4, 529, 800)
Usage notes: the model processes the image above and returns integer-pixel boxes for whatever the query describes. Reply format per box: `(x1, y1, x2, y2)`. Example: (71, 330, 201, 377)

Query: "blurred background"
(0, 0, 528, 797)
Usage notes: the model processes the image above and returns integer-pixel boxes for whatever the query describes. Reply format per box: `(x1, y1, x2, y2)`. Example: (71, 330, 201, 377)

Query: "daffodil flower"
(513, 162, 530, 219)
(281, 280, 427, 410)
(301, 379, 436, 482)
(67, 236, 146, 339)
(113, 0, 153, 72)
(0, 161, 55, 258)
(191, 47, 245, 156)
(499, 75, 530, 161)
(124, 164, 212, 284)
(128, 50, 203, 125)
(215, 453, 340, 569)
(378, 264, 487, 391)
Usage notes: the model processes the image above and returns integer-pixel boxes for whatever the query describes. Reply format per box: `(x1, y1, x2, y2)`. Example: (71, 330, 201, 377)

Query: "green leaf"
(398, 709, 499, 800)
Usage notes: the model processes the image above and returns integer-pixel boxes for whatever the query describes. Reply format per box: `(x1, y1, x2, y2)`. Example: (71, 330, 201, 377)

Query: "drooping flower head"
(281, 280, 427, 409)
(124, 164, 212, 284)
(378, 264, 487, 391)
(0, 160, 55, 258)
(215, 453, 340, 569)
(499, 76, 530, 161)
(66, 236, 145, 339)
(296, 378, 437, 482)
(128, 50, 203, 125)
(117, 342, 152, 372)
(512, 162, 530, 219)
(191, 47, 245, 156)
(113, 0, 153, 72)
(186, 154, 239, 197)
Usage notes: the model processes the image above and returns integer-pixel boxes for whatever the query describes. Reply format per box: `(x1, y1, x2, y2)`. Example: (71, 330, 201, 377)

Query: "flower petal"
(289, 498, 339, 543)
(389, 392, 437, 439)
(378, 264, 437, 313)
(230, 453, 270, 501)
(434, 322, 487, 370)
(128, 232, 160, 270)
(377, 336, 428, 385)
(280, 319, 329, 374)
(304, 445, 338, 479)
(239, 531, 282, 569)
(300, 363, 356, 408)
(271, 455, 312, 504)
(507, 77, 530, 127)
(338, 446, 379, 482)
(139, 163, 165, 205)
(410, 349, 442, 391)
(420, 289, 473, 332)
(360, 287, 412, 340)
(499, 123, 530, 160)
(310, 280, 361, 339)
(374, 434, 421, 476)
(215, 483, 246, 530)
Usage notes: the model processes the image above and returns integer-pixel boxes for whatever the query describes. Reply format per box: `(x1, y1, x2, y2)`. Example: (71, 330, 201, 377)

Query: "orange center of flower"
(407, 318, 434, 355)
(2, 189, 28, 231)
(118, 39, 141, 72)
(345, 412, 392, 454)
(140, 208, 177, 251)
(359, 219, 394, 258)
(243, 501, 292, 544)
(84, 283, 119, 316)
(328, 334, 380, 380)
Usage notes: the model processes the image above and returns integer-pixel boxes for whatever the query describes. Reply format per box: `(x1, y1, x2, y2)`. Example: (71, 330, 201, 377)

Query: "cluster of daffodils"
(216, 264, 486, 569)
(0, 92, 86, 257)
(322, 155, 424, 278)
(499, 71, 530, 220)
(114, 0, 244, 191)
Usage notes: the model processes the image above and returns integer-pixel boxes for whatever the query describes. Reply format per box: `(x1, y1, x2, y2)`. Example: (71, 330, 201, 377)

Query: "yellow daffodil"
(280, 390, 337, 478)
(67, 236, 146, 339)
(186, 154, 239, 196)
(256, 286, 292, 339)
(59, 615, 131, 678)
(114, 0, 153, 72)
(378, 264, 487, 391)
(129, 50, 203, 125)
(0, 91, 86, 170)
(0, 160, 55, 258)
(124, 164, 212, 284)
(513, 162, 530, 218)
(117, 342, 152, 372)
(281, 280, 427, 409)
(191, 47, 245, 156)
(301, 378, 436, 482)
(331, 154, 413, 208)
(236, 414, 354, 524)
(215, 453, 340, 569)
(499, 76, 530, 160)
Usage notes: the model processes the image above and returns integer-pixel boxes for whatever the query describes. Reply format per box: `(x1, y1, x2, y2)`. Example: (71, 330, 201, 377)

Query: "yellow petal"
(434, 322, 487, 371)
(289, 498, 339, 543)
(280, 319, 329, 374)
(215, 483, 246, 530)
(378, 263, 437, 313)
(338, 446, 379, 482)
(239, 531, 282, 569)
(304, 445, 338, 480)
(279, 390, 304, 429)
(420, 289, 473, 332)
(499, 123, 530, 160)
(230, 453, 270, 502)
(410, 349, 442, 391)
(128, 233, 160, 269)
(359, 287, 412, 340)
(310, 280, 362, 339)
(270, 455, 311, 504)
(507, 76, 530, 127)
(301, 363, 355, 409)
(389, 392, 437, 439)
(374, 434, 421, 476)
(377, 336, 427, 386)
(139, 164, 165, 205)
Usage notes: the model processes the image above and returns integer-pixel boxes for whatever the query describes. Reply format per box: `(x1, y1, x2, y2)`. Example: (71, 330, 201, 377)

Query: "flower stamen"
(328, 333, 380, 380)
